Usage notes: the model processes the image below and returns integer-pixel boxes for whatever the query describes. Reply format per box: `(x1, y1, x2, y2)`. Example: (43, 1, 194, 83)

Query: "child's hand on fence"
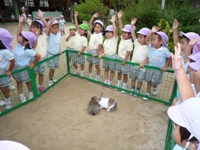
(172, 19, 178, 30)
(121, 61, 125, 66)
(151, 26, 158, 33)
(77, 51, 81, 57)
(161, 66, 167, 72)
(93, 13, 99, 18)
(5, 70, 11, 76)
(118, 11, 123, 18)
(18, 14, 24, 23)
(139, 63, 144, 68)
(74, 12, 78, 17)
(131, 18, 137, 25)
(109, 15, 116, 23)
(171, 43, 182, 71)
(98, 54, 102, 59)
(92, 53, 98, 57)
(37, 9, 44, 19)
(59, 51, 62, 55)
(189, 38, 199, 47)
(29, 62, 35, 69)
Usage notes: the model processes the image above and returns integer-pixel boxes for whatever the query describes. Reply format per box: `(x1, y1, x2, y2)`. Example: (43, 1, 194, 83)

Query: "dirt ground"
(0, 23, 169, 150)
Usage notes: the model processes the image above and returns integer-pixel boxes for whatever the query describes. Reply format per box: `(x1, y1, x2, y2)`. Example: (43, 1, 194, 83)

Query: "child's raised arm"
(117, 11, 123, 35)
(109, 15, 117, 38)
(172, 19, 179, 46)
(145, 26, 158, 45)
(131, 18, 137, 41)
(74, 11, 79, 30)
(17, 14, 24, 39)
(89, 13, 99, 30)
(37, 9, 50, 36)
(48, 16, 55, 33)
(172, 43, 195, 101)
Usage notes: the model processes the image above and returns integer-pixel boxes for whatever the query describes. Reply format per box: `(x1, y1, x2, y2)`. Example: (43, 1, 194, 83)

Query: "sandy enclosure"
(0, 23, 169, 149)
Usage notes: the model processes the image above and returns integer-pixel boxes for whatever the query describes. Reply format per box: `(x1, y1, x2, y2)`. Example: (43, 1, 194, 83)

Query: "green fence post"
(29, 68, 38, 99)
(65, 50, 70, 74)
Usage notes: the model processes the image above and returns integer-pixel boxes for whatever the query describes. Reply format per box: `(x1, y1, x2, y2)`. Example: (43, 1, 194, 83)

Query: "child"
(13, 18, 41, 102)
(168, 43, 200, 150)
(29, 10, 50, 92)
(0, 28, 15, 109)
(58, 15, 66, 35)
(47, 17, 61, 86)
(87, 13, 104, 81)
(72, 12, 89, 76)
(115, 11, 133, 93)
(143, 26, 171, 100)
(65, 25, 76, 66)
(99, 15, 118, 85)
(129, 18, 150, 96)
(26, 14, 32, 31)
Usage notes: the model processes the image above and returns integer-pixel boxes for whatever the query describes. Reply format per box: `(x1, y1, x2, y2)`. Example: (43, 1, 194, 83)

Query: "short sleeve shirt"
(148, 45, 171, 68)
(47, 32, 61, 55)
(131, 39, 148, 63)
(89, 32, 103, 50)
(26, 18, 32, 26)
(66, 34, 75, 48)
(35, 33, 48, 59)
(118, 36, 133, 59)
(0, 49, 14, 74)
(59, 19, 66, 26)
(103, 36, 118, 55)
(72, 32, 88, 51)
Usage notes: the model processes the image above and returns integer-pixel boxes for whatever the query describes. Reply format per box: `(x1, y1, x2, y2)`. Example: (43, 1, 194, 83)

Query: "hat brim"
(189, 62, 200, 71)
(122, 29, 131, 33)
(137, 31, 147, 36)
(105, 29, 113, 32)
(4, 43, 12, 51)
(32, 20, 45, 28)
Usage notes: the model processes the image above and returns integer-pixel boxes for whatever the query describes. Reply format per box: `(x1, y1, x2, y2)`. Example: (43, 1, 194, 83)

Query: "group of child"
(0, 10, 62, 110)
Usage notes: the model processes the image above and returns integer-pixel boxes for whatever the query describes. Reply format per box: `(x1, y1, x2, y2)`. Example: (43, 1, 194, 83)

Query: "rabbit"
(97, 93, 117, 111)
(87, 96, 101, 116)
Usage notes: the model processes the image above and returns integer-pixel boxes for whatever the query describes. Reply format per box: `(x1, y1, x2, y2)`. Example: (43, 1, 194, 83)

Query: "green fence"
(0, 49, 176, 149)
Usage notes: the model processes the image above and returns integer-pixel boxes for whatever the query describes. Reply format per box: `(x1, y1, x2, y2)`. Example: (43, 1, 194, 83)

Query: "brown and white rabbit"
(87, 96, 101, 116)
(97, 93, 117, 111)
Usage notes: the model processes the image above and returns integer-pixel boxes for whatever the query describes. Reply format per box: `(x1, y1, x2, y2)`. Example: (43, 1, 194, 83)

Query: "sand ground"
(0, 23, 169, 150)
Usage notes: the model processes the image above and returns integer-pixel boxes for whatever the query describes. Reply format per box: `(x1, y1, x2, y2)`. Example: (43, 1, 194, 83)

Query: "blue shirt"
(14, 44, 36, 67)
(0, 49, 14, 74)
(47, 32, 61, 55)
(148, 45, 171, 68)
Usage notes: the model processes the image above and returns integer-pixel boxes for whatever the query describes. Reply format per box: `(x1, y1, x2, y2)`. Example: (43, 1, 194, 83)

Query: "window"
(4, 0, 13, 6)
(40, 0, 49, 7)
(25, 0, 35, 7)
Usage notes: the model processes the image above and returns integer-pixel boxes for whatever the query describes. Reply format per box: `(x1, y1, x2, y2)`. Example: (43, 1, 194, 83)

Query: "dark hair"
(22, 36, 31, 50)
(91, 23, 105, 36)
(153, 33, 162, 41)
(31, 21, 42, 33)
(180, 35, 190, 43)
(52, 23, 59, 28)
(179, 126, 198, 143)
(0, 40, 7, 49)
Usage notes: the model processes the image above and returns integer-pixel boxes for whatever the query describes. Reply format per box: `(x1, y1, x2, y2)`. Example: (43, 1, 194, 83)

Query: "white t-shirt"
(72, 32, 88, 51)
(66, 34, 75, 48)
(89, 32, 103, 50)
(131, 39, 148, 63)
(35, 33, 48, 59)
(118, 36, 133, 59)
(103, 36, 118, 55)
(26, 18, 32, 26)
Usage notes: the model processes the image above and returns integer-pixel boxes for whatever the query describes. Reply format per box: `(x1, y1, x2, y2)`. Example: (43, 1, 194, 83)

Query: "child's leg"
(109, 70, 115, 83)
(131, 80, 136, 90)
(137, 81, 143, 90)
(25, 81, 34, 99)
(104, 69, 109, 83)
(49, 68, 55, 80)
(0, 87, 12, 109)
(16, 80, 23, 94)
(194, 70, 200, 93)
(80, 64, 84, 76)
(95, 64, 100, 76)
(88, 63, 93, 74)
(38, 74, 44, 86)
(147, 82, 151, 93)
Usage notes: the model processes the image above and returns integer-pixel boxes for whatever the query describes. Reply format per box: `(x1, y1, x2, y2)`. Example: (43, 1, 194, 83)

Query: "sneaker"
(134, 90, 140, 97)
(88, 74, 93, 79)
(20, 94, 27, 103)
(49, 80, 53, 86)
(80, 72, 84, 77)
(38, 86, 45, 92)
(121, 87, 127, 94)
(53, 78, 57, 82)
(8, 85, 15, 90)
(94, 76, 100, 81)
(143, 93, 150, 101)
(129, 89, 135, 96)
(0, 100, 6, 106)
(29, 92, 34, 99)
(114, 84, 120, 91)
(5, 99, 12, 109)
(74, 70, 79, 75)
(152, 88, 158, 96)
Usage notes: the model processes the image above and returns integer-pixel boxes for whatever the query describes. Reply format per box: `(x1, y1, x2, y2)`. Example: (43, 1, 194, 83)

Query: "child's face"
(172, 124, 187, 147)
(137, 34, 146, 45)
(69, 29, 76, 36)
(180, 37, 189, 54)
(30, 25, 42, 35)
(105, 31, 113, 39)
(94, 23, 102, 34)
(78, 28, 85, 36)
(51, 24, 59, 34)
(122, 31, 131, 40)
(18, 34, 27, 46)
(151, 34, 162, 49)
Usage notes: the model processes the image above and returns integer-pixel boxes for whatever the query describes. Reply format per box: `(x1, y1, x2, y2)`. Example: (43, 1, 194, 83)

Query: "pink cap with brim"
(94, 20, 104, 27)
(0, 140, 30, 150)
(32, 20, 45, 28)
(105, 25, 113, 32)
(189, 60, 200, 71)
(137, 27, 150, 36)
(156, 31, 168, 47)
(48, 20, 59, 25)
(21, 31, 37, 48)
(167, 97, 200, 143)
(28, 14, 32, 17)
(180, 32, 199, 41)
(0, 28, 13, 50)
(60, 15, 64, 18)
(192, 41, 200, 55)
(122, 24, 132, 33)
(188, 52, 200, 61)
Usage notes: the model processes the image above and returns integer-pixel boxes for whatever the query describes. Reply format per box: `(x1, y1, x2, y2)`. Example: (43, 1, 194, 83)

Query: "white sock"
(19, 93, 24, 97)
(80, 70, 84, 74)
(123, 82, 127, 88)
(108, 80, 112, 85)
(117, 80, 121, 85)
(5, 98, 11, 103)
(89, 73, 92, 76)
(96, 75, 99, 79)
(104, 79, 108, 83)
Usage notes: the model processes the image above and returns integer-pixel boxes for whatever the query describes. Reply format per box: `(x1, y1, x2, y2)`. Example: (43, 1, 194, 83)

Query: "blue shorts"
(144, 69, 163, 85)
(0, 74, 11, 87)
(47, 53, 60, 69)
(12, 66, 30, 83)
(72, 53, 85, 65)
(103, 54, 117, 71)
(34, 58, 46, 74)
(129, 65, 145, 82)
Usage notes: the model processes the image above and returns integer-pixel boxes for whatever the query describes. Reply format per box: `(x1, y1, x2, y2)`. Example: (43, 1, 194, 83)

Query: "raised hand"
(18, 14, 24, 23)
(189, 38, 199, 47)
(109, 15, 116, 23)
(172, 19, 178, 30)
(74, 11, 78, 17)
(151, 26, 158, 33)
(118, 11, 123, 18)
(37, 9, 44, 18)
(93, 13, 99, 18)
(49, 16, 55, 24)
(171, 43, 182, 71)
(131, 18, 137, 25)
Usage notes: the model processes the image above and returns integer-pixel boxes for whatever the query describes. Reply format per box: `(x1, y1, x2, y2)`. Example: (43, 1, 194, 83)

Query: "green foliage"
(74, 0, 107, 23)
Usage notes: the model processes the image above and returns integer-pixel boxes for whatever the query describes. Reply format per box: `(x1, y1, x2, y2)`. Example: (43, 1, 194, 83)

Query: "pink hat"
(189, 59, 200, 71)
(156, 31, 168, 47)
(32, 20, 45, 28)
(188, 53, 200, 61)
(28, 14, 32, 17)
(122, 24, 131, 33)
(180, 32, 199, 41)
(192, 41, 200, 55)
(0, 28, 12, 50)
(21, 31, 37, 48)
(94, 20, 104, 27)
(60, 15, 64, 18)
(48, 20, 59, 25)
(137, 27, 150, 36)
(105, 25, 113, 32)
(167, 98, 200, 146)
